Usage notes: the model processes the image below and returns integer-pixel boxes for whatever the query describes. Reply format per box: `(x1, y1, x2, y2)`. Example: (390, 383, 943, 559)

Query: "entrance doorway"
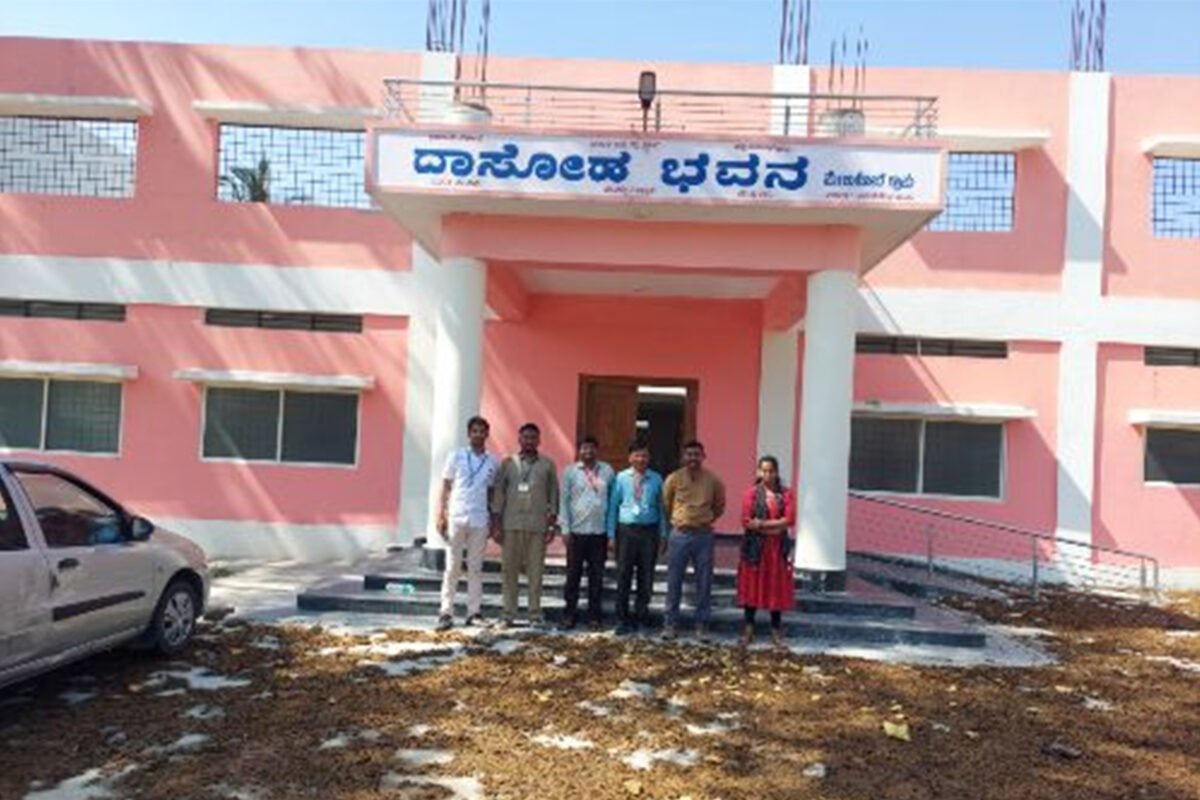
(577, 375, 698, 475)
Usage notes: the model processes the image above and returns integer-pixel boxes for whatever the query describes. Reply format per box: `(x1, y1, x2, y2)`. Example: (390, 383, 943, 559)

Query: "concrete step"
(360, 571, 916, 619)
(296, 580, 985, 649)
(848, 552, 1010, 601)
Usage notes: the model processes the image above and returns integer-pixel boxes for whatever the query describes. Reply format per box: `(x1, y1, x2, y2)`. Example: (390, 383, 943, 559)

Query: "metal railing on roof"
(382, 78, 938, 140)
(848, 491, 1161, 601)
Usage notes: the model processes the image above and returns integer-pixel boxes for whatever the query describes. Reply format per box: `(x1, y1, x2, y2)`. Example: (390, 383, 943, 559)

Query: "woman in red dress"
(736, 455, 796, 651)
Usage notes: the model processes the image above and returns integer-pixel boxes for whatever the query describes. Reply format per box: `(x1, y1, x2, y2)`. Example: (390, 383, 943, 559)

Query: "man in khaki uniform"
(491, 422, 559, 628)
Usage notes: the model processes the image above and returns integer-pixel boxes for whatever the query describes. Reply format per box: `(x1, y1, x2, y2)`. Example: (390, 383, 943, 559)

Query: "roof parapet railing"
(847, 490, 1161, 602)
(382, 78, 938, 140)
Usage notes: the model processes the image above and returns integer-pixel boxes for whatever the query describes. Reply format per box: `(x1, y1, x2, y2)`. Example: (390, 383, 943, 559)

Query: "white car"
(0, 461, 209, 690)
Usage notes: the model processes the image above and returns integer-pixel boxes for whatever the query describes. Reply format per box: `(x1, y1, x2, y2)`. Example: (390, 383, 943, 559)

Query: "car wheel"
(151, 579, 199, 656)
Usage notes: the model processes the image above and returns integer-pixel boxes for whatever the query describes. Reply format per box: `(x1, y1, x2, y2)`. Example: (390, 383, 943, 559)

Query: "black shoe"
(464, 613, 486, 627)
(435, 614, 453, 632)
(559, 615, 578, 631)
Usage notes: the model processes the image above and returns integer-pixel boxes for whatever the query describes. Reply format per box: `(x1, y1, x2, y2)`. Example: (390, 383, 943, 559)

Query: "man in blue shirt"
(558, 435, 615, 631)
(606, 438, 667, 635)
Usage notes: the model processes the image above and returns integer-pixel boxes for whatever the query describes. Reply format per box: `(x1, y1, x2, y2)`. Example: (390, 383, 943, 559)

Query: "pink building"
(1, 37, 1198, 588)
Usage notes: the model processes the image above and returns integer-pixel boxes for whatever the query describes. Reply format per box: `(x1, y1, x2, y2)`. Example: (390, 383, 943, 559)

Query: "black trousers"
(616, 523, 659, 623)
(564, 534, 608, 621)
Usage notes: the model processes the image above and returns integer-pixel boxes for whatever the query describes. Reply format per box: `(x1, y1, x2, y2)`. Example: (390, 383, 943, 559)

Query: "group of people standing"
(435, 415, 796, 649)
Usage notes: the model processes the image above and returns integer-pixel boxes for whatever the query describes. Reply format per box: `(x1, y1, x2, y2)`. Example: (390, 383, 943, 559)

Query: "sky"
(1, 0, 1198, 74)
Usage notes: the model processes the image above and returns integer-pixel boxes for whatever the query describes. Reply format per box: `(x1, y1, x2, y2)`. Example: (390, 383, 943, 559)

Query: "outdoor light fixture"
(638, 70, 657, 132)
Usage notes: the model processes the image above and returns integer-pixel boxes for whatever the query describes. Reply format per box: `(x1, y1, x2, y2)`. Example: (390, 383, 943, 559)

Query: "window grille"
(1145, 346, 1200, 367)
(0, 117, 137, 198)
(1151, 158, 1200, 238)
(856, 336, 1008, 359)
(0, 377, 122, 454)
(216, 124, 371, 209)
(850, 416, 1004, 498)
(0, 299, 125, 322)
(1145, 428, 1200, 484)
(927, 152, 1015, 233)
(204, 308, 362, 333)
(203, 386, 359, 466)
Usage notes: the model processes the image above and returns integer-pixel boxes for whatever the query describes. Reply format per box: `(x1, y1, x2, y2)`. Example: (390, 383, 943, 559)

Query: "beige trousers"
(501, 529, 547, 621)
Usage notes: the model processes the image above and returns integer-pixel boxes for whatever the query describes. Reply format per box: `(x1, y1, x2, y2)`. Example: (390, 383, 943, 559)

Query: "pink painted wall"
(826, 68, 1070, 292)
(1106, 75, 1200, 299)
(1094, 345, 1200, 568)
(0, 37, 418, 269)
(482, 294, 762, 519)
(0, 307, 406, 525)
(851, 342, 1060, 536)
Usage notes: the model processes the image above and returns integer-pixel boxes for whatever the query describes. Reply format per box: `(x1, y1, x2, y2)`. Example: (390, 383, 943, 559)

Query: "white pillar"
(1055, 71, 1111, 548)
(756, 326, 800, 475)
(397, 244, 439, 546)
(795, 270, 858, 585)
(424, 257, 487, 549)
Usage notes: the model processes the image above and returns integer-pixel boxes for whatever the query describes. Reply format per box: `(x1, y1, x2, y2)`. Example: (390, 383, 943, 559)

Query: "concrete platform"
(296, 547, 989, 649)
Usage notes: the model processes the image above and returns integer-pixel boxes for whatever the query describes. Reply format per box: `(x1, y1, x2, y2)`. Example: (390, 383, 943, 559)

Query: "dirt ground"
(1, 591, 1198, 800)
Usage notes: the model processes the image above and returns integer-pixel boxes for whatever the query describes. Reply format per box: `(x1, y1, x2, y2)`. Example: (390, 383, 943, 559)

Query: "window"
(204, 308, 362, 333)
(1145, 346, 1200, 367)
(0, 299, 125, 322)
(927, 152, 1015, 233)
(0, 117, 137, 198)
(1151, 157, 1200, 239)
(1145, 428, 1200, 484)
(856, 336, 1008, 359)
(850, 416, 1004, 498)
(13, 471, 124, 548)
(202, 386, 359, 466)
(216, 124, 371, 209)
(0, 480, 28, 552)
(0, 378, 122, 455)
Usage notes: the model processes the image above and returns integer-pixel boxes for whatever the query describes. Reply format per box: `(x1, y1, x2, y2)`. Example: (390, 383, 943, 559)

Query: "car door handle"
(57, 558, 80, 571)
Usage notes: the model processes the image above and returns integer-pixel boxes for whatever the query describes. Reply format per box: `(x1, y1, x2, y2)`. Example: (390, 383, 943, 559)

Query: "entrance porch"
(369, 77, 946, 590)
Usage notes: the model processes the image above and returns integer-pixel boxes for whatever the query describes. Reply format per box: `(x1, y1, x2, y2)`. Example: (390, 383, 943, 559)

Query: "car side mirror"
(129, 516, 155, 541)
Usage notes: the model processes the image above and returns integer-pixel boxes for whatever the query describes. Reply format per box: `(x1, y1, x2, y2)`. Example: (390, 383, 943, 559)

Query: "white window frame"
(850, 414, 1006, 502)
(0, 376, 124, 458)
(198, 384, 361, 469)
(1141, 424, 1200, 489)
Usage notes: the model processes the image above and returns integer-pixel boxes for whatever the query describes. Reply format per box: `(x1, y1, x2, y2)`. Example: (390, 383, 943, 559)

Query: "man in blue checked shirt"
(558, 435, 615, 630)
(606, 437, 668, 635)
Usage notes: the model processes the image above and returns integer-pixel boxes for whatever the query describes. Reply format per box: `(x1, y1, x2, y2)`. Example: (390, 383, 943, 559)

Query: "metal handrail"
(382, 78, 939, 140)
(848, 490, 1161, 600)
(387, 78, 939, 105)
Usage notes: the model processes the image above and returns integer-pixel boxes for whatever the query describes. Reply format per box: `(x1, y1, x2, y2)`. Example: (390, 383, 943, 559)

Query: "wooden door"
(580, 380, 639, 471)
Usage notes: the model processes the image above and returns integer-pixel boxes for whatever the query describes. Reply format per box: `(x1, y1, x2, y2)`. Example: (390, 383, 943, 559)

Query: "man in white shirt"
(558, 435, 615, 630)
(436, 416, 499, 631)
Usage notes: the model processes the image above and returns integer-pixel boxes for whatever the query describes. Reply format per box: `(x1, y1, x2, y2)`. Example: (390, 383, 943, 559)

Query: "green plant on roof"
(221, 156, 271, 203)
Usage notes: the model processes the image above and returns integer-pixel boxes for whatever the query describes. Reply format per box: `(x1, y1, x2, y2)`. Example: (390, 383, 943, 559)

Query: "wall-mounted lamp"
(638, 70, 657, 132)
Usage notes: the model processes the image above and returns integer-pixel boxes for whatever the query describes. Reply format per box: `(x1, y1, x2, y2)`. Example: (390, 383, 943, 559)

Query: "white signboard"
(375, 129, 942, 207)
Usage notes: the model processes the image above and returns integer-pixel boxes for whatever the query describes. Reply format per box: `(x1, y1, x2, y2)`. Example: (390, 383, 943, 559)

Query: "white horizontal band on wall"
(0, 360, 138, 381)
(853, 401, 1037, 421)
(173, 368, 375, 392)
(0, 255, 418, 317)
(0, 93, 151, 120)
